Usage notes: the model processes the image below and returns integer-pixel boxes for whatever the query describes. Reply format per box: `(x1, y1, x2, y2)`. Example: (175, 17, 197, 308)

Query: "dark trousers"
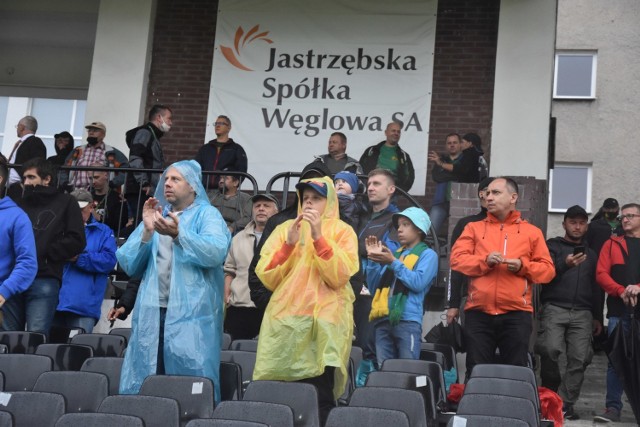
(157, 307, 167, 375)
(353, 295, 376, 361)
(464, 309, 532, 379)
(224, 306, 264, 340)
(298, 366, 335, 427)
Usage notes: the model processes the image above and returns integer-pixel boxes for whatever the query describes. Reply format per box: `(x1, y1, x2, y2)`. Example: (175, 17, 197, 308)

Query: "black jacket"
(125, 123, 165, 193)
(248, 202, 298, 310)
(13, 185, 86, 281)
(47, 139, 75, 167)
(451, 146, 480, 183)
(447, 208, 487, 308)
(586, 218, 623, 256)
(359, 141, 415, 192)
(15, 135, 47, 176)
(542, 237, 602, 322)
(194, 138, 248, 189)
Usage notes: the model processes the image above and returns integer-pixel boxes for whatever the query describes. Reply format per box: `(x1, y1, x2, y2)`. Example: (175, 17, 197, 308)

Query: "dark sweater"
(13, 185, 86, 281)
(194, 138, 248, 189)
(447, 208, 487, 308)
(542, 237, 602, 322)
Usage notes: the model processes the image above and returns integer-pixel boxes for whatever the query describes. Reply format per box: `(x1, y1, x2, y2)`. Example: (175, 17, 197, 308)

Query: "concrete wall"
(547, 0, 640, 238)
(490, 0, 557, 180)
(84, 0, 156, 156)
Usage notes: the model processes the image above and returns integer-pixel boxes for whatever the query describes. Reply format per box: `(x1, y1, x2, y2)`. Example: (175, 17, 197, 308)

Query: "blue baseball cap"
(392, 207, 431, 235)
(296, 180, 328, 198)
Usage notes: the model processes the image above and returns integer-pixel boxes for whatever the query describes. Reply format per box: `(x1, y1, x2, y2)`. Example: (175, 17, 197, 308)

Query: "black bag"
(424, 320, 465, 353)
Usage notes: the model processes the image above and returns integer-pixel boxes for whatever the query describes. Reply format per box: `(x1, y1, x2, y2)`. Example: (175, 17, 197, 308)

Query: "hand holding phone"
(573, 245, 586, 256)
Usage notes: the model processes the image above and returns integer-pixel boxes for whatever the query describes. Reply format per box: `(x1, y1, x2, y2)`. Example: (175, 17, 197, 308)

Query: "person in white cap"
(60, 121, 129, 190)
(54, 189, 117, 333)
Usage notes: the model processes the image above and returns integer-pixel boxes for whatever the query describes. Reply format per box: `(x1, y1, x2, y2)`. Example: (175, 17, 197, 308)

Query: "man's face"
(87, 128, 105, 143)
(478, 186, 490, 209)
(55, 137, 71, 151)
(461, 138, 473, 150)
(621, 207, 640, 235)
(367, 174, 395, 206)
(23, 168, 50, 187)
(446, 135, 461, 156)
(164, 168, 194, 207)
(161, 110, 173, 128)
(301, 189, 327, 214)
(328, 135, 346, 157)
(563, 216, 588, 241)
(384, 123, 402, 145)
(80, 203, 94, 223)
(15, 121, 25, 137)
(485, 178, 517, 217)
(252, 200, 278, 227)
(603, 207, 619, 222)
(92, 171, 108, 190)
(214, 117, 230, 137)
(218, 175, 239, 192)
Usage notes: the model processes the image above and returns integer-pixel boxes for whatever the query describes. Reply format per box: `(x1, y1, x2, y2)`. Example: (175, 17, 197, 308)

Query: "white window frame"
(548, 163, 593, 213)
(553, 51, 598, 99)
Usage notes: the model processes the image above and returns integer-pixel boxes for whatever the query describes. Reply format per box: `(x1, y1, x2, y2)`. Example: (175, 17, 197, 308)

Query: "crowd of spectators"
(2, 109, 639, 425)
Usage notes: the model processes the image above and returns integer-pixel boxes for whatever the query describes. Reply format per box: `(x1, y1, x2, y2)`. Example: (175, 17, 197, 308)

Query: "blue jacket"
(0, 197, 37, 299)
(365, 246, 438, 324)
(58, 216, 117, 320)
(116, 160, 231, 401)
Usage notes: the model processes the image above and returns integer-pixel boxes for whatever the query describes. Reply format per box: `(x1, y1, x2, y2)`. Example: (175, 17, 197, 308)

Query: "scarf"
(369, 242, 428, 325)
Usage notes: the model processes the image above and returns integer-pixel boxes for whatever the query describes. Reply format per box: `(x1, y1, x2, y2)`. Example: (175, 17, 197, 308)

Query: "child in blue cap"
(365, 207, 438, 365)
(334, 170, 365, 230)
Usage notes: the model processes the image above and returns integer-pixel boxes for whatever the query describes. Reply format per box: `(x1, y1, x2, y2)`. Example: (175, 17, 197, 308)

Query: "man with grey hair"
(6, 116, 46, 185)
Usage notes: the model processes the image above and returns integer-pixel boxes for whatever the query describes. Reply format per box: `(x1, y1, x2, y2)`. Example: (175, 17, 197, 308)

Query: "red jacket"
(450, 210, 555, 314)
(596, 235, 640, 317)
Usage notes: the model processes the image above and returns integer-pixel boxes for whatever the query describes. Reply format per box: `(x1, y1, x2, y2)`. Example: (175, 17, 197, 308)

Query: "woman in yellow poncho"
(254, 175, 358, 423)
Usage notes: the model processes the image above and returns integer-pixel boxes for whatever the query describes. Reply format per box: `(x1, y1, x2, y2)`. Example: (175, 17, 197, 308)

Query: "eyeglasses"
(618, 214, 640, 221)
(214, 122, 229, 127)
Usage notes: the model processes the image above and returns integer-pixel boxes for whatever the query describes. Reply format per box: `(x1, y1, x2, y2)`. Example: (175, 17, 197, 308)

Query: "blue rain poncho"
(116, 160, 231, 400)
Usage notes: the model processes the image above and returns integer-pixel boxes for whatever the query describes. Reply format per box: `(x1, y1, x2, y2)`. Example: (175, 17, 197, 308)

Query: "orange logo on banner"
(220, 25, 273, 71)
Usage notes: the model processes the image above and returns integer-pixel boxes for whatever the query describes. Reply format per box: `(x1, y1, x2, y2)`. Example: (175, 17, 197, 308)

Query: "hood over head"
(154, 160, 210, 213)
(295, 176, 339, 220)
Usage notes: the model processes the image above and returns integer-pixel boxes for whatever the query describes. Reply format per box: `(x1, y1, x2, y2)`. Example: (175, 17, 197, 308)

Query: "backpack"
(478, 155, 489, 180)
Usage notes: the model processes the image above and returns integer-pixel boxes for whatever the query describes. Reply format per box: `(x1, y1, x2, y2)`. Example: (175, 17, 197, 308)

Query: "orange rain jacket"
(254, 176, 358, 398)
(450, 210, 555, 314)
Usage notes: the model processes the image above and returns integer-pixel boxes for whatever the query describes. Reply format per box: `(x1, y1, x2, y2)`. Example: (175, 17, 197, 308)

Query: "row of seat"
(0, 330, 129, 356)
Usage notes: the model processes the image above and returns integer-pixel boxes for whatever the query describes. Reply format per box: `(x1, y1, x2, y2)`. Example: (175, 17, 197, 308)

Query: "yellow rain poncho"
(254, 176, 358, 398)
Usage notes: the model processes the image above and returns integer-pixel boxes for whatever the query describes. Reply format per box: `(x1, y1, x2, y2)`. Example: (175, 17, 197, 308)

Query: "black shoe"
(563, 404, 580, 420)
(594, 407, 621, 422)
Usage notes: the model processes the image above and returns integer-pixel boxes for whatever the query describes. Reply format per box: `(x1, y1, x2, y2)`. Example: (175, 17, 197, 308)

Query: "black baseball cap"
(564, 205, 589, 220)
(602, 198, 619, 209)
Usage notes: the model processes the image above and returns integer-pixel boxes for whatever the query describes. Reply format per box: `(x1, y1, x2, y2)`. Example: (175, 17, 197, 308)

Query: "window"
(0, 97, 8, 148)
(554, 52, 597, 99)
(549, 164, 592, 213)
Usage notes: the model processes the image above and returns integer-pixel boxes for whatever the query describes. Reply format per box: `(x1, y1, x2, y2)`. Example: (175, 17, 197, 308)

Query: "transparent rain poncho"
(116, 160, 231, 401)
(254, 176, 358, 398)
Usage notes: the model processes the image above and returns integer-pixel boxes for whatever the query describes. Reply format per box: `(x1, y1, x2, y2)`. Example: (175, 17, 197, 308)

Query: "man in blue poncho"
(116, 160, 231, 401)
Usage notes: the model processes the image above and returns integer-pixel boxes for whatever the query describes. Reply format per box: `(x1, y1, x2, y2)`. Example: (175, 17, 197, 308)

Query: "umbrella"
(605, 312, 640, 424)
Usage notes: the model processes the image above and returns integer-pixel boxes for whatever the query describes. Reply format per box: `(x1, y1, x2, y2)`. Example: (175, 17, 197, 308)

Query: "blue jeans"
(157, 307, 167, 375)
(606, 315, 630, 411)
(53, 311, 96, 334)
(429, 203, 449, 236)
(2, 277, 60, 337)
(375, 320, 422, 367)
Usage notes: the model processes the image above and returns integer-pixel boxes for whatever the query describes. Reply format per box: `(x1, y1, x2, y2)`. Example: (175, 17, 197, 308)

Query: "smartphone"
(573, 245, 586, 256)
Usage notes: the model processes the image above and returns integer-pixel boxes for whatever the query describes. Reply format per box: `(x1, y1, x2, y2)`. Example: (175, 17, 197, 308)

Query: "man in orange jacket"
(450, 177, 555, 378)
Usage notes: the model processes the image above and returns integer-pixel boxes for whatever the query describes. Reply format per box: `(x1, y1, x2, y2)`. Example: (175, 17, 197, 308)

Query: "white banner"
(207, 0, 437, 194)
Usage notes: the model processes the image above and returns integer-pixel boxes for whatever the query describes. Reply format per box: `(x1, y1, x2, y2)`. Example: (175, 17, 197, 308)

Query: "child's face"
(334, 178, 352, 195)
(302, 188, 327, 214)
(396, 217, 422, 247)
